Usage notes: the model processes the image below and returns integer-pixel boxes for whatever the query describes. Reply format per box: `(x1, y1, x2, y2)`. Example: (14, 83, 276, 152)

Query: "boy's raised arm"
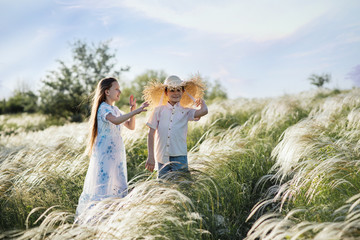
(194, 99, 208, 119)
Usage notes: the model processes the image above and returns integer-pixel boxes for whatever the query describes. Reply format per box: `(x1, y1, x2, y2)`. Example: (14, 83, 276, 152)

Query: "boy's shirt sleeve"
(146, 107, 159, 129)
(187, 108, 197, 121)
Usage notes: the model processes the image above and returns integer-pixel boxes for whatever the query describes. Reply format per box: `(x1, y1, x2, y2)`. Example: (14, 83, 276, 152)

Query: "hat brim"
(143, 76, 206, 108)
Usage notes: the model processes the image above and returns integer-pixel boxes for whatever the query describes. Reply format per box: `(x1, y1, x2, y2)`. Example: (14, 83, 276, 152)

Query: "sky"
(1, 0, 360, 99)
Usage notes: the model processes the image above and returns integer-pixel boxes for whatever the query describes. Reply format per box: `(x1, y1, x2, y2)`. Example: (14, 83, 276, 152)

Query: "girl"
(76, 77, 149, 217)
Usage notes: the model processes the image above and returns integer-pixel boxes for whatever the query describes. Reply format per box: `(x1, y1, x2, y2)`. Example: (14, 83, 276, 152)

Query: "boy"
(144, 75, 208, 178)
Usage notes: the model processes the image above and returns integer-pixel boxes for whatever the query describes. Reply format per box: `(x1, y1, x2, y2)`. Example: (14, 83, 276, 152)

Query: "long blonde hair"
(86, 77, 118, 155)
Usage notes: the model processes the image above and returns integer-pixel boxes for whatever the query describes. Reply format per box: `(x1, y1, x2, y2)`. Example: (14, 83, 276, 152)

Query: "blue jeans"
(158, 156, 188, 179)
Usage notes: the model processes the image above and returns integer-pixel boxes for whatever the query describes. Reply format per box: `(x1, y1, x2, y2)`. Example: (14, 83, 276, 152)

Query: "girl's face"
(166, 87, 183, 104)
(105, 81, 121, 103)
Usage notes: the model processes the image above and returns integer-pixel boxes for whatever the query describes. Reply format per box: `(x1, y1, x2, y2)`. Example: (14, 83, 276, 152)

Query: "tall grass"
(246, 88, 360, 239)
(1, 88, 359, 239)
(0, 113, 66, 137)
(0, 123, 88, 230)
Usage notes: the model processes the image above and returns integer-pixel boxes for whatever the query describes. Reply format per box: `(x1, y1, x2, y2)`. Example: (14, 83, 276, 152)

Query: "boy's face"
(166, 87, 183, 104)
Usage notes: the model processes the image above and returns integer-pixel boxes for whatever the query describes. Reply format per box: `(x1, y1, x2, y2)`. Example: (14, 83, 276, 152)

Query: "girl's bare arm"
(107, 102, 149, 126)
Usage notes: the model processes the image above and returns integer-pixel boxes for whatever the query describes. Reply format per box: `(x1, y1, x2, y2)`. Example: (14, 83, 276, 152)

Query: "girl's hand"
(130, 95, 136, 111)
(141, 102, 149, 111)
(136, 101, 149, 114)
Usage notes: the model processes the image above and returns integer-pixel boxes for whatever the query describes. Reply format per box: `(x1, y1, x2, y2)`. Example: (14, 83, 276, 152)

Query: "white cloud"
(0, 27, 63, 98)
(286, 46, 329, 58)
(61, 0, 339, 40)
(167, 51, 192, 57)
(286, 26, 360, 59)
(109, 36, 133, 48)
(0, 28, 57, 70)
(211, 65, 230, 79)
(118, 0, 337, 41)
(336, 32, 360, 44)
(99, 15, 111, 27)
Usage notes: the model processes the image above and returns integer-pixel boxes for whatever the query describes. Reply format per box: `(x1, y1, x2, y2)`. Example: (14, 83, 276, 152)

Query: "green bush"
(4, 90, 38, 113)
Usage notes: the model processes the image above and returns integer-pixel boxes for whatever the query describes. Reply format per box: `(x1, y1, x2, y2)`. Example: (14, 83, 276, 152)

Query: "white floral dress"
(76, 102, 127, 216)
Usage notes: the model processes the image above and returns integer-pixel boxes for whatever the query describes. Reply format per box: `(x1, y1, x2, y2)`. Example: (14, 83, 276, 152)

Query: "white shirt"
(147, 102, 196, 164)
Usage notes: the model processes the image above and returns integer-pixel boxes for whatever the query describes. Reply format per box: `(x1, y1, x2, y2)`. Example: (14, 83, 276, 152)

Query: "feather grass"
(2, 88, 359, 239)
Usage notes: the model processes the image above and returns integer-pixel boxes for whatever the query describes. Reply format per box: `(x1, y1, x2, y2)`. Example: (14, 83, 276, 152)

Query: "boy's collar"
(166, 101, 180, 108)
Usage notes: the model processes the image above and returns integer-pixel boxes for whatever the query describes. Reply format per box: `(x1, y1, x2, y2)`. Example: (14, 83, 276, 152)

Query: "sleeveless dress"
(76, 102, 127, 216)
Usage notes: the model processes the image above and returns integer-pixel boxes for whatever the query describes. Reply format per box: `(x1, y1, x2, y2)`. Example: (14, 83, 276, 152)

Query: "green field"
(1, 88, 359, 239)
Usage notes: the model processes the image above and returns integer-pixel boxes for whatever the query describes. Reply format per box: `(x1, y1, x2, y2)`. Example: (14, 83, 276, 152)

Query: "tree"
(131, 70, 167, 101)
(204, 79, 228, 101)
(39, 40, 128, 121)
(0, 99, 5, 114)
(308, 73, 331, 88)
(3, 81, 38, 114)
(5, 90, 38, 113)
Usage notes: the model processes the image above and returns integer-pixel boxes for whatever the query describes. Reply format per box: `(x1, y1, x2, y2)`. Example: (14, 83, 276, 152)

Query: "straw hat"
(143, 75, 206, 108)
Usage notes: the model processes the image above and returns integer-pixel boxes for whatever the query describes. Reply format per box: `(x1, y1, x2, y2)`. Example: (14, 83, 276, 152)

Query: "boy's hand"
(145, 157, 155, 172)
(195, 98, 205, 107)
(194, 98, 208, 119)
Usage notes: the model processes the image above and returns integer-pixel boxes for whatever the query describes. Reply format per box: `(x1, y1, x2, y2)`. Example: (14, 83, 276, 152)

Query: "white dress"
(76, 102, 127, 216)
